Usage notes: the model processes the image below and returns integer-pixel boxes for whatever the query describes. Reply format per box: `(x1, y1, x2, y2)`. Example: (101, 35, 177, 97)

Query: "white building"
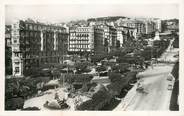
(156, 19, 162, 32)
(69, 27, 95, 52)
(11, 21, 24, 77)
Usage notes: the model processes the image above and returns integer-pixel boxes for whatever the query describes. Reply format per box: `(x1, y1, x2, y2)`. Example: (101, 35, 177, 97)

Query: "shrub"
(5, 97, 24, 110)
(74, 61, 93, 73)
(76, 84, 111, 110)
(64, 74, 93, 84)
(108, 72, 122, 83)
(96, 66, 106, 72)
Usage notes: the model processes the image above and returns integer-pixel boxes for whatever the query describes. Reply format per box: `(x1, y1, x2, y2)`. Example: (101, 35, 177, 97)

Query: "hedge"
(107, 71, 137, 96)
(76, 84, 112, 110)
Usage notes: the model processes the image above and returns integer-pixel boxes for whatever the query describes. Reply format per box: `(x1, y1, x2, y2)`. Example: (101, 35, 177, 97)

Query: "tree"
(108, 72, 122, 83)
(111, 63, 130, 73)
(5, 46, 12, 75)
(96, 66, 106, 73)
(74, 61, 92, 73)
(90, 54, 106, 63)
(76, 84, 111, 110)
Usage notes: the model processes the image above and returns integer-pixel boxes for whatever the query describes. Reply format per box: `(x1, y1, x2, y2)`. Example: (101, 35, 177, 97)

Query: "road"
(114, 45, 178, 110)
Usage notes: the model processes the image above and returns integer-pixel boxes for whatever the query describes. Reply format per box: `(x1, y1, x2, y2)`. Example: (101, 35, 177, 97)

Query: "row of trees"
(90, 39, 169, 67)
(5, 76, 50, 110)
(75, 39, 171, 110)
(76, 71, 137, 110)
(107, 71, 137, 96)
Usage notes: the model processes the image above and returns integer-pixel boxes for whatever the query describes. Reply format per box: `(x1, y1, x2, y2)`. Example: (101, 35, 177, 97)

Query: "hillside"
(87, 16, 127, 22)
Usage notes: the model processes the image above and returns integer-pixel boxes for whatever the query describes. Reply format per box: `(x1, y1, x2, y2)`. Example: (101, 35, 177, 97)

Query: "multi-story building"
(96, 24, 117, 52)
(11, 20, 68, 77)
(68, 27, 95, 53)
(117, 29, 124, 47)
(155, 19, 162, 32)
(68, 26, 107, 55)
(144, 20, 156, 34)
(93, 27, 107, 54)
(116, 26, 137, 47)
(117, 19, 146, 35)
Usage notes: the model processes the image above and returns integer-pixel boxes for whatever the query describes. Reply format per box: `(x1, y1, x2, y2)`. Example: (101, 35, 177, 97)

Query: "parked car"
(167, 84, 173, 90)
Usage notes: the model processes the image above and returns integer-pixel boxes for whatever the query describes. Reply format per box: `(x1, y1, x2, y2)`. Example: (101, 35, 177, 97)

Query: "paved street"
(114, 47, 178, 111)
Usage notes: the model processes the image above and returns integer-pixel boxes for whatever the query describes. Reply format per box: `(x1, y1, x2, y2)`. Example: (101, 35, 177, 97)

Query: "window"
(34, 25, 37, 30)
(15, 67, 19, 73)
(30, 32, 33, 37)
(14, 53, 19, 57)
(14, 61, 19, 65)
(14, 40, 17, 43)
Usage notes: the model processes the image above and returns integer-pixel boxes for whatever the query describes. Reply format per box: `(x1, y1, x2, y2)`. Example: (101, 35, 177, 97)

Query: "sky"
(5, 4, 179, 25)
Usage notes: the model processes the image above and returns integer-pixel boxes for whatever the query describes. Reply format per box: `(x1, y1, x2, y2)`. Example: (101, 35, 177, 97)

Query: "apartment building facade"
(95, 24, 117, 52)
(118, 19, 146, 35)
(11, 20, 68, 77)
(68, 27, 95, 53)
(116, 26, 137, 47)
(68, 26, 108, 55)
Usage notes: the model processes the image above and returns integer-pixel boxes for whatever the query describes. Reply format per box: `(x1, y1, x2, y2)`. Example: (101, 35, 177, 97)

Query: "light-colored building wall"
(69, 27, 95, 52)
(96, 25, 117, 52)
(11, 21, 23, 76)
